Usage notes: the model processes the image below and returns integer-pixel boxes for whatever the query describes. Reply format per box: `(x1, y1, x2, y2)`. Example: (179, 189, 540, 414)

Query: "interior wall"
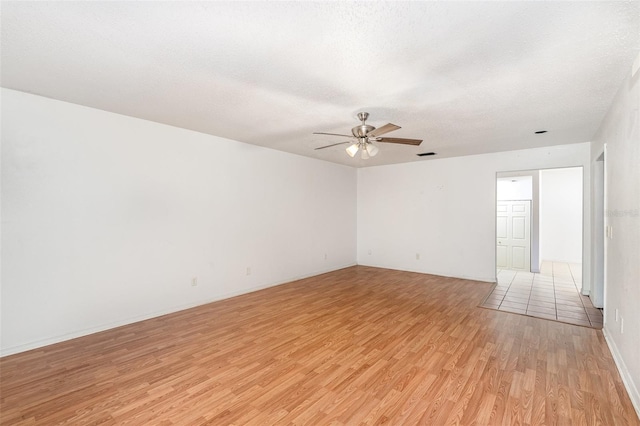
(497, 176, 533, 200)
(357, 143, 591, 283)
(1, 88, 357, 356)
(539, 167, 583, 264)
(591, 53, 640, 416)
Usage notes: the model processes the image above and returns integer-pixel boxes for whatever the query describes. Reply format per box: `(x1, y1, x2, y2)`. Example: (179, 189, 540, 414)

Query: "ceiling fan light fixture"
(315, 112, 422, 160)
(366, 143, 379, 157)
(346, 143, 359, 157)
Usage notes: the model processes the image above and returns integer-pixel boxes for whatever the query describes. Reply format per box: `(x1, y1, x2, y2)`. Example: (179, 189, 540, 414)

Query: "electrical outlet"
(416, 253, 420, 260)
(246, 267, 251, 276)
(191, 277, 198, 287)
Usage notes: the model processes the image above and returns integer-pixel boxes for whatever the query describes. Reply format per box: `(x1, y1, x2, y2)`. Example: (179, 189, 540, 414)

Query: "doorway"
(487, 167, 601, 328)
(496, 167, 583, 274)
(496, 173, 537, 272)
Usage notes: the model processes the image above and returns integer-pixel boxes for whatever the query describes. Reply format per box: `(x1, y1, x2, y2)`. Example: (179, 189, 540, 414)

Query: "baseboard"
(0, 262, 357, 357)
(603, 327, 640, 420)
(355, 262, 495, 284)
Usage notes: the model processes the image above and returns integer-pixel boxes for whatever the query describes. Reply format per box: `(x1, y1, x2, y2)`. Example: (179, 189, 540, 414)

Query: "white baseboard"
(603, 327, 640, 421)
(0, 262, 357, 357)
(356, 262, 496, 283)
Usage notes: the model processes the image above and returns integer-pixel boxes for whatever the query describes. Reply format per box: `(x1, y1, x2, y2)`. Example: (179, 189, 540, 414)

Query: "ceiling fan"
(314, 112, 422, 159)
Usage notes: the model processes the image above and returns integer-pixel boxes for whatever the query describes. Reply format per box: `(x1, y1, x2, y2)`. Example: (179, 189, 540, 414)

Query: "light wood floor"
(1, 266, 638, 425)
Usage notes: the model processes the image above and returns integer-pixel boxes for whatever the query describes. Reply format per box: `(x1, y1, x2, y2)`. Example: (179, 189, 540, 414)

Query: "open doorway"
(496, 167, 583, 275)
(497, 175, 534, 271)
(496, 171, 539, 273)
(483, 167, 602, 328)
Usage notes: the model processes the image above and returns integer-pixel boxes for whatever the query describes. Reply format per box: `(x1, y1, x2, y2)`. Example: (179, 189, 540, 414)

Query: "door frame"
(591, 147, 606, 309)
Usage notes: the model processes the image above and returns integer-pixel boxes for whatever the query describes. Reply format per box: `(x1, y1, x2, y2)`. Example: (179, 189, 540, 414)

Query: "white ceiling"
(2, 1, 639, 167)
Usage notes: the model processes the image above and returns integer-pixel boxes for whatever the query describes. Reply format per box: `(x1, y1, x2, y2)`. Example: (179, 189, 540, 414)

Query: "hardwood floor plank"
(1, 266, 638, 425)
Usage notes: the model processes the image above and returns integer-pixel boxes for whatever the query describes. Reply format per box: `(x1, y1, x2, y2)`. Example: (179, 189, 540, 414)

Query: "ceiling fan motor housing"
(352, 124, 374, 138)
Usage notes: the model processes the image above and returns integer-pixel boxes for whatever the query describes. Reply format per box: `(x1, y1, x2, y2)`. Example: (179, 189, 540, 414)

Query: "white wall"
(591, 54, 640, 416)
(357, 143, 591, 283)
(0, 89, 357, 356)
(497, 176, 532, 201)
(539, 167, 583, 264)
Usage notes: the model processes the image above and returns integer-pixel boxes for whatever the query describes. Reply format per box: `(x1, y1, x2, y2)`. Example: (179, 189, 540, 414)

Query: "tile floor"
(480, 261, 603, 328)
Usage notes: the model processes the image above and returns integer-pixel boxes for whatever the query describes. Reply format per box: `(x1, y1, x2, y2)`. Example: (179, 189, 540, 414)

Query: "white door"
(497, 201, 531, 271)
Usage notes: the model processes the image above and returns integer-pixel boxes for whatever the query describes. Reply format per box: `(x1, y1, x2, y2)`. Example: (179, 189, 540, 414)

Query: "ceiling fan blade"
(368, 123, 400, 137)
(376, 137, 423, 146)
(315, 141, 351, 150)
(313, 132, 353, 138)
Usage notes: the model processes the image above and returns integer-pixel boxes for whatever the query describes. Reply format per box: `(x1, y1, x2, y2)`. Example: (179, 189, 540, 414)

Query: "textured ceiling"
(2, 1, 639, 167)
